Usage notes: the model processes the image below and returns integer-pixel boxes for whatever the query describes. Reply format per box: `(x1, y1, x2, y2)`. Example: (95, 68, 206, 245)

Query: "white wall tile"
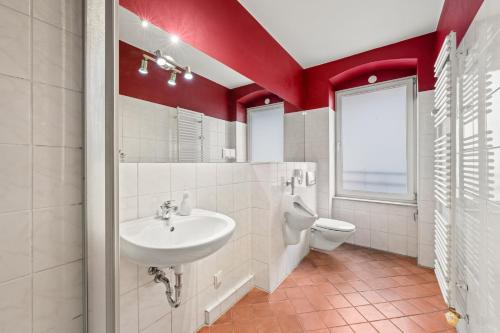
(120, 163, 138, 198)
(0, 276, 32, 333)
(388, 234, 408, 255)
(33, 20, 82, 91)
(33, 83, 83, 147)
(0, 75, 31, 144)
(33, 146, 82, 208)
(195, 163, 216, 188)
(0, 144, 31, 213)
(138, 282, 171, 330)
(33, 261, 82, 333)
(172, 297, 197, 333)
(171, 163, 196, 191)
(33, 0, 83, 36)
(141, 313, 171, 333)
(0, 211, 31, 282)
(120, 255, 138, 296)
(120, 196, 138, 222)
(216, 185, 234, 215)
(0, 6, 30, 79)
(0, 0, 30, 14)
(33, 204, 82, 271)
(216, 163, 233, 185)
(138, 163, 171, 195)
(120, 290, 139, 333)
(196, 187, 216, 211)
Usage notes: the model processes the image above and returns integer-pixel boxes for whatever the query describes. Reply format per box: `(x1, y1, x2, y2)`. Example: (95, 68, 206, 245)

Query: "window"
(336, 78, 416, 202)
(248, 103, 284, 162)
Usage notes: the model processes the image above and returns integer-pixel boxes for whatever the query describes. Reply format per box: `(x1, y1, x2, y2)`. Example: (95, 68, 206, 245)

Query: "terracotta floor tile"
(360, 291, 386, 304)
(232, 305, 255, 322)
(233, 321, 258, 333)
(334, 283, 357, 294)
(330, 326, 354, 333)
(276, 314, 303, 333)
(391, 300, 423, 316)
(370, 319, 401, 333)
(291, 298, 316, 314)
(349, 322, 377, 333)
(410, 312, 450, 332)
(316, 282, 340, 295)
(318, 309, 347, 327)
(390, 317, 426, 333)
(286, 287, 307, 299)
(252, 303, 274, 318)
(355, 304, 385, 321)
(336, 307, 367, 325)
(344, 293, 370, 306)
(200, 244, 453, 333)
(269, 300, 295, 316)
(298, 312, 328, 331)
(269, 289, 288, 302)
(198, 327, 210, 333)
(327, 294, 352, 308)
(254, 317, 282, 333)
(373, 302, 404, 319)
(210, 322, 234, 333)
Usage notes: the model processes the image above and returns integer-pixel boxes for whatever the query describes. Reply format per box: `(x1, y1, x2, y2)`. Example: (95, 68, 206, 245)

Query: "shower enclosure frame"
(84, 0, 120, 332)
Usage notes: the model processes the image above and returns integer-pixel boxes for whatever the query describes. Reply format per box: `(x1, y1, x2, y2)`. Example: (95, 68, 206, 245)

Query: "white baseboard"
(204, 274, 254, 325)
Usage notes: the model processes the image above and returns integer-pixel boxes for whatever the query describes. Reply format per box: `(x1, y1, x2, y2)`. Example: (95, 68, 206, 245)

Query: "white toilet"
(310, 218, 356, 251)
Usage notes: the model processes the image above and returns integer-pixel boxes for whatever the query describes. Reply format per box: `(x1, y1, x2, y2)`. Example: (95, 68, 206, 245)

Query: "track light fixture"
(138, 49, 193, 87)
(184, 66, 193, 80)
(138, 58, 148, 74)
(168, 72, 177, 86)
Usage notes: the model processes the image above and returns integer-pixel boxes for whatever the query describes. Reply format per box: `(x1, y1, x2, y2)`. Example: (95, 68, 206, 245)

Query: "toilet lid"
(314, 218, 355, 232)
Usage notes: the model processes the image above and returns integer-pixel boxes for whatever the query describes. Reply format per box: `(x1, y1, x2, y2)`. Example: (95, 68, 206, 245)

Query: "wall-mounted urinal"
(283, 194, 318, 245)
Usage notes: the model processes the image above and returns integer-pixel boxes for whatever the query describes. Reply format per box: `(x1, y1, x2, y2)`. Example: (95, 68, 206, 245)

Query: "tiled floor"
(198, 244, 456, 333)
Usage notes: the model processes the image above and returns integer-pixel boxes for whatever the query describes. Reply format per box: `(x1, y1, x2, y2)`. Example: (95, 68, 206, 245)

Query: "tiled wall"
(0, 1, 83, 333)
(251, 162, 317, 292)
(416, 91, 436, 266)
(118, 94, 244, 163)
(119, 162, 253, 333)
(119, 161, 316, 332)
(284, 108, 333, 218)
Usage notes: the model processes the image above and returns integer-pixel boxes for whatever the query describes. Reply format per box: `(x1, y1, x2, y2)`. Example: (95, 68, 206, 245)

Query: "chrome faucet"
(160, 200, 178, 221)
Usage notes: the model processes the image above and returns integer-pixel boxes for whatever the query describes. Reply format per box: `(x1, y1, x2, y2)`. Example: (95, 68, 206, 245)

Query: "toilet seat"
(313, 218, 355, 232)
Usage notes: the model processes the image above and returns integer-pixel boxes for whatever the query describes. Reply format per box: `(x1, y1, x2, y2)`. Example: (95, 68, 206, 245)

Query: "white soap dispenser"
(178, 191, 192, 216)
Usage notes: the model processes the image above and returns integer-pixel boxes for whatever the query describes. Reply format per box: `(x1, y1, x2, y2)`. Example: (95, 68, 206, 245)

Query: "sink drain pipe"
(148, 266, 182, 308)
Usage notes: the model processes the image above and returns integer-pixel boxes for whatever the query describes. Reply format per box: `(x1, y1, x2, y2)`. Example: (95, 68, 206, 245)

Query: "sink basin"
(120, 209, 235, 267)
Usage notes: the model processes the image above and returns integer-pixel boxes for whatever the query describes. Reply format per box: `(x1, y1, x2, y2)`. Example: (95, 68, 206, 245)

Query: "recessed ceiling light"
(184, 66, 193, 80)
(368, 75, 378, 84)
(141, 19, 149, 28)
(138, 58, 148, 74)
(171, 35, 180, 44)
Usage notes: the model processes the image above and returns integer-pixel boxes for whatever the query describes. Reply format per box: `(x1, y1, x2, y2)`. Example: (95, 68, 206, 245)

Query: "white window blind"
(335, 78, 416, 202)
(248, 103, 284, 162)
(177, 107, 203, 162)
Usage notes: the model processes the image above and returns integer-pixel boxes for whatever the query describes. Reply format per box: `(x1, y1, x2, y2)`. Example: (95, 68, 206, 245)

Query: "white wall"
(251, 162, 316, 292)
(119, 161, 316, 332)
(118, 95, 236, 163)
(119, 162, 253, 332)
(0, 1, 84, 333)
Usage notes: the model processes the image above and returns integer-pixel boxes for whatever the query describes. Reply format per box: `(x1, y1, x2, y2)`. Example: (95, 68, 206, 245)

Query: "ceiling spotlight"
(171, 34, 180, 44)
(184, 66, 193, 80)
(138, 58, 148, 74)
(141, 19, 149, 28)
(168, 72, 177, 86)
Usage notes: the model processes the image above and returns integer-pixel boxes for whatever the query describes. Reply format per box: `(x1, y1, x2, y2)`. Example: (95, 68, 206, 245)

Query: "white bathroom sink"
(120, 209, 235, 267)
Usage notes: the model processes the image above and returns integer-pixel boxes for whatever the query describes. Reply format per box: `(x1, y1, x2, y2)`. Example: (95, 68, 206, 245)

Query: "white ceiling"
(119, 7, 252, 89)
(238, 0, 445, 68)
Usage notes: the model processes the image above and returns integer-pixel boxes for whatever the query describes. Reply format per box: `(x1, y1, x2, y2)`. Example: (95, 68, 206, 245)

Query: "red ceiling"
(120, 0, 303, 109)
(120, 0, 485, 113)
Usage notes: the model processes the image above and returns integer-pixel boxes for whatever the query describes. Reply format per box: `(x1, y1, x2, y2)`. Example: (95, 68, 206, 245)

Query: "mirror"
(118, 7, 304, 163)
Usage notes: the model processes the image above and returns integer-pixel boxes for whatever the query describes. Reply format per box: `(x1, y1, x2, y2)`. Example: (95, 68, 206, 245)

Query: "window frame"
(247, 102, 284, 162)
(335, 77, 417, 203)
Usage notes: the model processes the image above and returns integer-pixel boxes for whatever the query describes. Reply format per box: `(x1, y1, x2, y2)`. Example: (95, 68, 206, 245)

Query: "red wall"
(120, 0, 303, 109)
(302, 33, 437, 110)
(119, 41, 232, 120)
(436, 0, 484, 49)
